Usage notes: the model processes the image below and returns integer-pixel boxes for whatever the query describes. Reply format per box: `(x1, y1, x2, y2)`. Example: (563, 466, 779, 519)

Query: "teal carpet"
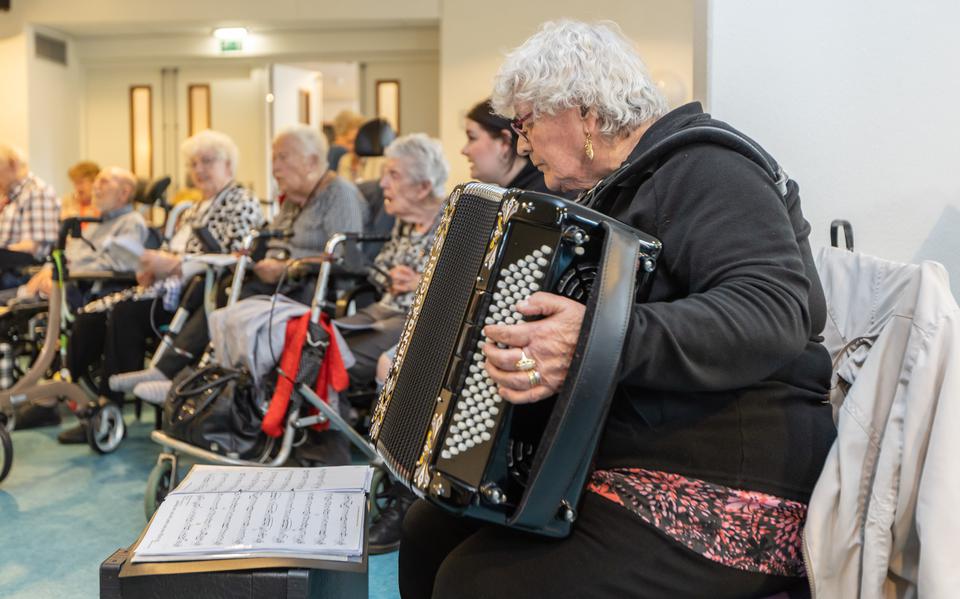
(0, 408, 400, 599)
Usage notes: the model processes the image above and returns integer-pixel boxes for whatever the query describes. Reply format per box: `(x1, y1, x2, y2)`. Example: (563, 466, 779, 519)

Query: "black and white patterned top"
(370, 215, 441, 313)
(175, 182, 265, 254)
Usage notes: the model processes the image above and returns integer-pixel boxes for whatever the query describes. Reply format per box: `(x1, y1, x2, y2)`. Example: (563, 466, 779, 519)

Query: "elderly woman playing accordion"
(399, 20, 834, 599)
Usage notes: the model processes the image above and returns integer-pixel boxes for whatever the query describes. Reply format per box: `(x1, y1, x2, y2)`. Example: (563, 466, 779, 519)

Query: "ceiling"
(41, 18, 437, 39)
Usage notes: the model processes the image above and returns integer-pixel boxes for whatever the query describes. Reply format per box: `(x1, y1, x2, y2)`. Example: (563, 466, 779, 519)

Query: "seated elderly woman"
(336, 133, 449, 386)
(259, 132, 445, 471)
(399, 20, 835, 599)
(58, 130, 264, 444)
(60, 161, 101, 221)
(113, 124, 365, 401)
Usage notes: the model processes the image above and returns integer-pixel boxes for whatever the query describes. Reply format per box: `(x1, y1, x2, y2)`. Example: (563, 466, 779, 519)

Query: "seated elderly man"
(8, 166, 147, 304)
(5, 166, 147, 429)
(0, 145, 60, 289)
(113, 124, 365, 401)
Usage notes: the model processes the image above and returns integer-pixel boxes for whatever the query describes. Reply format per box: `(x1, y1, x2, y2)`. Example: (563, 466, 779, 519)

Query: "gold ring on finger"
(515, 349, 537, 372)
(527, 369, 542, 388)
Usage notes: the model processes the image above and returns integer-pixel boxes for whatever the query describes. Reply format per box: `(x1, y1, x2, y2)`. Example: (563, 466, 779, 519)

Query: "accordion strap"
(580, 124, 790, 211)
(508, 219, 642, 534)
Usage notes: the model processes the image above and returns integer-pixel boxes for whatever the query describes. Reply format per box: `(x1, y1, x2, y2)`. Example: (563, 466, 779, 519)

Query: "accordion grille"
(379, 192, 503, 478)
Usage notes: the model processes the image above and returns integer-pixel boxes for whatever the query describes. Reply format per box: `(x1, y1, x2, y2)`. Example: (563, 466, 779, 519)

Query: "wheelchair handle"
(57, 217, 102, 251)
(310, 233, 351, 322)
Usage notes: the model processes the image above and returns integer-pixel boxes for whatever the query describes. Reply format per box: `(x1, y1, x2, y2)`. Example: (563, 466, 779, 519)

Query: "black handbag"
(162, 365, 265, 459)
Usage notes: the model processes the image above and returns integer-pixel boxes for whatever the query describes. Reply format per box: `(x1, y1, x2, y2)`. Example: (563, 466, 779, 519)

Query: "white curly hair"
(491, 20, 667, 138)
(181, 130, 240, 177)
(385, 133, 450, 198)
(275, 124, 329, 167)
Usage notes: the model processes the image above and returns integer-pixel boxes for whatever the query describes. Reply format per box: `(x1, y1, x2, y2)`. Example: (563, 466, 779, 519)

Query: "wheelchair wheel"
(144, 459, 175, 519)
(368, 466, 392, 521)
(86, 402, 125, 454)
(0, 425, 12, 484)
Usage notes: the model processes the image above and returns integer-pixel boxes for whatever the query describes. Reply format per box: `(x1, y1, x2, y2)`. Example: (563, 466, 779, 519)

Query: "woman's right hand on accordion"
(482, 291, 585, 404)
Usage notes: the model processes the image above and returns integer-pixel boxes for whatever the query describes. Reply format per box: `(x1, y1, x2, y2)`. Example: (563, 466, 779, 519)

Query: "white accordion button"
(481, 431, 491, 442)
(441, 450, 452, 459)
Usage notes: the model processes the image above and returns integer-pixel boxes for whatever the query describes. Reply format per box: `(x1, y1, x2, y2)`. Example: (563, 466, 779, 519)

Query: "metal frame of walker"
(0, 218, 132, 484)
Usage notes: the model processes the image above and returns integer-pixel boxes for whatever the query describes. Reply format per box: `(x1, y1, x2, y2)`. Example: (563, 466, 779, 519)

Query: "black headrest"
(354, 119, 396, 157)
(134, 176, 172, 205)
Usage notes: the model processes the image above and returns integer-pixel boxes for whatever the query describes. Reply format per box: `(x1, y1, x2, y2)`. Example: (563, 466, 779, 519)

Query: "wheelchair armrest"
(0, 298, 48, 318)
(68, 270, 138, 284)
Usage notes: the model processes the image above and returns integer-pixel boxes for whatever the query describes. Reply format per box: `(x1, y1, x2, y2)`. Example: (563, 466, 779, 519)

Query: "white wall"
(0, 34, 30, 157)
(84, 66, 163, 180)
(706, 0, 960, 293)
(179, 65, 269, 197)
(439, 0, 695, 187)
(360, 58, 439, 137)
(27, 27, 82, 195)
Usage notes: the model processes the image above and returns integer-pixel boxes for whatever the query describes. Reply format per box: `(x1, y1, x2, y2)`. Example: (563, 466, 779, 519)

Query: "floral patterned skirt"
(587, 468, 807, 577)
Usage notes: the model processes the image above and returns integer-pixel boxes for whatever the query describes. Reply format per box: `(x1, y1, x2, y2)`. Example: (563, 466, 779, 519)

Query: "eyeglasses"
(510, 111, 534, 142)
(188, 155, 222, 169)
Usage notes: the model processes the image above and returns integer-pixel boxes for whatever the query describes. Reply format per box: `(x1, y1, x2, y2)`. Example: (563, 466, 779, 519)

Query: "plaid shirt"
(0, 172, 60, 258)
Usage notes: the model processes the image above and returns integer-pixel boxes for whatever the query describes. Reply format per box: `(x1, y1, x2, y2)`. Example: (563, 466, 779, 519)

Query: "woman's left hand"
(388, 265, 421, 294)
(253, 258, 289, 285)
(482, 292, 586, 404)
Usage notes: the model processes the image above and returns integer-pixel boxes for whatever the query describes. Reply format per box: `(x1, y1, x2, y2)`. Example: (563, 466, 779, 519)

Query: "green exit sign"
(220, 39, 242, 52)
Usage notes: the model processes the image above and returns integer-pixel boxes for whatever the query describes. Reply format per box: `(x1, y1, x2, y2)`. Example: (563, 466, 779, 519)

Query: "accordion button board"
(439, 245, 551, 462)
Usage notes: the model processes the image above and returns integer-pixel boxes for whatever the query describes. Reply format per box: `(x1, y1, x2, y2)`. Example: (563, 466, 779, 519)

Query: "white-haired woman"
(399, 21, 834, 598)
(137, 130, 264, 285)
(338, 133, 449, 384)
(58, 130, 264, 444)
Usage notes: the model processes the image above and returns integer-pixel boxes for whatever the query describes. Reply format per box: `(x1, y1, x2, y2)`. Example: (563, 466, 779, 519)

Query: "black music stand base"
(99, 547, 368, 599)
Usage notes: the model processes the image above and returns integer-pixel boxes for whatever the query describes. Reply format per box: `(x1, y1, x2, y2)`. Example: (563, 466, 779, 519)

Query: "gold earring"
(584, 132, 595, 160)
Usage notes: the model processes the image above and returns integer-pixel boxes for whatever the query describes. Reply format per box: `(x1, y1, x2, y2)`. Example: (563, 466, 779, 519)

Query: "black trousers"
(399, 493, 808, 599)
(69, 297, 174, 402)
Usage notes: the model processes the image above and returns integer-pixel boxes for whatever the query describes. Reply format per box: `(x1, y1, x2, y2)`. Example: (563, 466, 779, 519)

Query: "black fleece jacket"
(594, 103, 835, 502)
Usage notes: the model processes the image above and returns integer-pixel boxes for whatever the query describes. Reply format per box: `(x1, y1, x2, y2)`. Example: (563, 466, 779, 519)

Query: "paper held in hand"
(132, 465, 373, 563)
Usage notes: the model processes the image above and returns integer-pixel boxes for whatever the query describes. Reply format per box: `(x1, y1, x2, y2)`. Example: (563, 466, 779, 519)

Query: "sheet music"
(171, 465, 372, 496)
(131, 465, 370, 564)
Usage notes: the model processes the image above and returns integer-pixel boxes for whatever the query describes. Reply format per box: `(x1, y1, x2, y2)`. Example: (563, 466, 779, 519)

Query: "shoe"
(109, 367, 168, 393)
(368, 484, 416, 554)
(13, 403, 61, 429)
(57, 422, 89, 444)
(133, 380, 173, 405)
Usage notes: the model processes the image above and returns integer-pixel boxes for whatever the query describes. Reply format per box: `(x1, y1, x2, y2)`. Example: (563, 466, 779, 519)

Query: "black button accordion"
(370, 182, 661, 537)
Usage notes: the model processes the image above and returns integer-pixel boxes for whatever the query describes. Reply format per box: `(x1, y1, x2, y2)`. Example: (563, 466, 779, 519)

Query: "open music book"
(131, 465, 372, 563)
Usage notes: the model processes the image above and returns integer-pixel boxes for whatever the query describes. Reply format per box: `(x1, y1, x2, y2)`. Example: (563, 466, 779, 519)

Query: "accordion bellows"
(371, 182, 661, 537)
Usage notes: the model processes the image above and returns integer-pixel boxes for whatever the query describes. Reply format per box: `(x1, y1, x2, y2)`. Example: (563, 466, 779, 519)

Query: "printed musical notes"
(132, 465, 371, 563)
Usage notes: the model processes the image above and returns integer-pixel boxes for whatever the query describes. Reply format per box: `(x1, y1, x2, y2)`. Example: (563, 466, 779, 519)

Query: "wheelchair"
(0, 176, 177, 484)
(0, 218, 145, 483)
